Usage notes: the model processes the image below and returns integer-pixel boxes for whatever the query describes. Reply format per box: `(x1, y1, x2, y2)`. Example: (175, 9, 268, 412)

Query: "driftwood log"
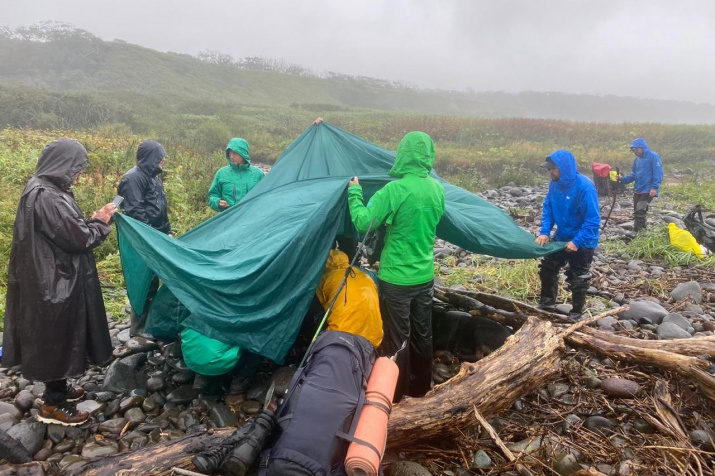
(567, 331, 715, 401)
(60, 429, 233, 476)
(8, 288, 712, 475)
(385, 317, 563, 448)
(439, 288, 715, 402)
(579, 327, 715, 358)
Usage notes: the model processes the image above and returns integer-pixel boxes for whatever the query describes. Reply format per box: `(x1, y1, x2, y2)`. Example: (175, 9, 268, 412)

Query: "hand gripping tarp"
(116, 122, 563, 363)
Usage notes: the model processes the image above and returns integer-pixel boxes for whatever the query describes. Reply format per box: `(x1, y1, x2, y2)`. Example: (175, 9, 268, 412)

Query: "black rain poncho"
(3, 138, 113, 381)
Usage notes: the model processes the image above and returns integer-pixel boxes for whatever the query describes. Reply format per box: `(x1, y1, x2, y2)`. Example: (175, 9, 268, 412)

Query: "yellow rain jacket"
(316, 250, 383, 347)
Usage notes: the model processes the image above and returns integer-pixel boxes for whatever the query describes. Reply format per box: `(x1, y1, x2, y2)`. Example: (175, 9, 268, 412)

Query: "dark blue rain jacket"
(540, 150, 601, 249)
(620, 138, 663, 195)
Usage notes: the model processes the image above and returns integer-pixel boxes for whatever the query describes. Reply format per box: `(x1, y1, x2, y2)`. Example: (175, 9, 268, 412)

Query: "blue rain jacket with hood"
(539, 150, 601, 249)
(620, 138, 663, 195)
(118, 141, 171, 234)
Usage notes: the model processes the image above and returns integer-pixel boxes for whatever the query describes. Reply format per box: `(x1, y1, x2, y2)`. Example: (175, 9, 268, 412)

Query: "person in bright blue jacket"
(535, 150, 601, 320)
(619, 138, 663, 232)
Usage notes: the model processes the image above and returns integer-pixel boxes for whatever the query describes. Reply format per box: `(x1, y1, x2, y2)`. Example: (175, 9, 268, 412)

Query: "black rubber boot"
(566, 273, 590, 321)
(538, 262, 560, 312)
(568, 291, 587, 321)
(633, 196, 650, 233)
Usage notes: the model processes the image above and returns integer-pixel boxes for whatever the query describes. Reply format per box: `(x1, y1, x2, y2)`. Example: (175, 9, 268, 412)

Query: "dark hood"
(137, 140, 166, 176)
(34, 138, 89, 191)
(547, 149, 578, 187)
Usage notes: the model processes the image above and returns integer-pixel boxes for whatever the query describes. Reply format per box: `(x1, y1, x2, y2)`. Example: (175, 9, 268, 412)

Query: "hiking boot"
(41, 384, 85, 404)
(36, 403, 89, 426)
(568, 312, 585, 321)
(66, 385, 85, 403)
(537, 299, 557, 312)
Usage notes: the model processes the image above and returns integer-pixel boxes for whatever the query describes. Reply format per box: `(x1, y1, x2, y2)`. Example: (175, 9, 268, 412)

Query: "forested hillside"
(2, 24, 715, 127)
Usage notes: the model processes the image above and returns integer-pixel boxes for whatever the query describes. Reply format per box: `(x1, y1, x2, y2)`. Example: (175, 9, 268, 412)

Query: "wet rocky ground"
(1, 181, 714, 475)
(383, 183, 715, 476)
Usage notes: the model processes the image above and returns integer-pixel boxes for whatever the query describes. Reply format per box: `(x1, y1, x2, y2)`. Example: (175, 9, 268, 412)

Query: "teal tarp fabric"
(116, 122, 563, 363)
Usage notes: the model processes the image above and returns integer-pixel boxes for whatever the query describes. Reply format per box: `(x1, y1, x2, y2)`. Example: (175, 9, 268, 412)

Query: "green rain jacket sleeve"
(208, 171, 222, 212)
(348, 183, 394, 232)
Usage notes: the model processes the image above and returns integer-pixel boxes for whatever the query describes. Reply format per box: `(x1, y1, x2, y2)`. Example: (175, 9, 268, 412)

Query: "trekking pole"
(601, 183, 618, 231)
(299, 217, 377, 368)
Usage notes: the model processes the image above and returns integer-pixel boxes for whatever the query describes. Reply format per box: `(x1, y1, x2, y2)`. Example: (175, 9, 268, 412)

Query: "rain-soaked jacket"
(3, 139, 113, 381)
(540, 150, 601, 249)
(208, 138, 264, 211)
(316, 250, 383, 347)
(118, 141, 171, 234)
(620, 138, 664, 195)
(349, 131, 445, 285)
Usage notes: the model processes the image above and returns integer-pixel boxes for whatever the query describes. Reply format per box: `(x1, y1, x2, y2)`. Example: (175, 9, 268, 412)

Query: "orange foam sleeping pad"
(344, 356, 399, 476)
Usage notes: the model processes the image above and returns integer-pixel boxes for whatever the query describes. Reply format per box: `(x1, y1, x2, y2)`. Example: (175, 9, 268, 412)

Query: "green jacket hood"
(226, 138, 251, 168)
(389, 131, 435, 178)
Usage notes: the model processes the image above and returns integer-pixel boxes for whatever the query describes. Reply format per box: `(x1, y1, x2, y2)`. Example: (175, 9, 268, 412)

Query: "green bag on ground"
(180, 328, 242, 376)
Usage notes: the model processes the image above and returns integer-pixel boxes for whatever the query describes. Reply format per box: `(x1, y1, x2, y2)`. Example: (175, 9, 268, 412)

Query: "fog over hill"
(4, 1, 715, 106)
(1, 24, 715, 125)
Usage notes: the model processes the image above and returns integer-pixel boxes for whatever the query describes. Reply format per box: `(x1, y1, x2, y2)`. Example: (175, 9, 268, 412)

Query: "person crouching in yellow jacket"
(316, 249, 383, 348)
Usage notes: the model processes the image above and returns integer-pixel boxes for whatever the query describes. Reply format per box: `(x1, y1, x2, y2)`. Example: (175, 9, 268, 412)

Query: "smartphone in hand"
(112, 195, 124, 207)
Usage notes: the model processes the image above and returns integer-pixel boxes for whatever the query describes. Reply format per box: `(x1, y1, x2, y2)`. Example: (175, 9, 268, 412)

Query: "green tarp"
(116, 122, 562, 363)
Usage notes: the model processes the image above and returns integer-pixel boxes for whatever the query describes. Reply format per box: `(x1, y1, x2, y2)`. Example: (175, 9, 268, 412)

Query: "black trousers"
(44, 379, 68, 406)
(539, 248, 595, 313)
(378, 279, 434, 402)
(633, 193, 653, 232)
(130, 275, 160, 336)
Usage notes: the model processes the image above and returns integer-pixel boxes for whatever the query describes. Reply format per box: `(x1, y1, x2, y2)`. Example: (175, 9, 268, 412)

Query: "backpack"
(259, 330, 377, 476)
(592, 162, 612, 197)
(684, 206, 715, 252)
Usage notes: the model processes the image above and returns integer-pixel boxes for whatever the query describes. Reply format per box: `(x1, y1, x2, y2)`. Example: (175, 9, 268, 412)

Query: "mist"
(4, 0, 715, 104)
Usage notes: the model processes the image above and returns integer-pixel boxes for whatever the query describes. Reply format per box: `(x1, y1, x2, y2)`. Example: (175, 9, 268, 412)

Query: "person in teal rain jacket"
(619, 138, 663, 232)
(535, 150, 600, 321)
(208, 138, 264, 211)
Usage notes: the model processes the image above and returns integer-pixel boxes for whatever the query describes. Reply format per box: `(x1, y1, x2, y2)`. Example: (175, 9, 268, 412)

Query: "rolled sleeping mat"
(345, 357, 399, 476)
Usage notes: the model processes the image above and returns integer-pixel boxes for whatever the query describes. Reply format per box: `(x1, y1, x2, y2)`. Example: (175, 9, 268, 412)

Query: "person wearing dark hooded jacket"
(118, 140, 171, 336)
(619, 138, 663, 232)
(208, 138, 264, 212)
(536, 150, 601, 321)
(348, 131, 445, 402)
(118, 140, 171, 234)
(4, 138, 118, 426)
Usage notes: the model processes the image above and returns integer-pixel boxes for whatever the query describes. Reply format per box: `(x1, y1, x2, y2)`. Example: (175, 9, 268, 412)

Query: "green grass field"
(1, 116, 714, 327)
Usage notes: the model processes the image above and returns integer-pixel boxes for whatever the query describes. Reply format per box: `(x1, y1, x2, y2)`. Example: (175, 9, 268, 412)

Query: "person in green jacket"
(348, 131, 445, 401)
(208, 138, 264, 211)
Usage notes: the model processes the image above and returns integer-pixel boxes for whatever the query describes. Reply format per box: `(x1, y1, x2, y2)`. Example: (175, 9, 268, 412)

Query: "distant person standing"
(619, 138, 663, 233)
(118, 140, 171, 337)
(208, 138, 264, 212)
(4, 138, 117, 425)
(536, 150, 600, 321)
(348, 131, 445, 402)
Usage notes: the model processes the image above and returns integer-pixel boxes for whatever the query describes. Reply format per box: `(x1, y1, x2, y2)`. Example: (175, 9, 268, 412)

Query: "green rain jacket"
(208, 138, 265, 211)
(349, 131, 445, 286)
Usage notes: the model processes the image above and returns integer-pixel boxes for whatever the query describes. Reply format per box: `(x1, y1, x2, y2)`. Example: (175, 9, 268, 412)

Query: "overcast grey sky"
(4, 0, 715, 104)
